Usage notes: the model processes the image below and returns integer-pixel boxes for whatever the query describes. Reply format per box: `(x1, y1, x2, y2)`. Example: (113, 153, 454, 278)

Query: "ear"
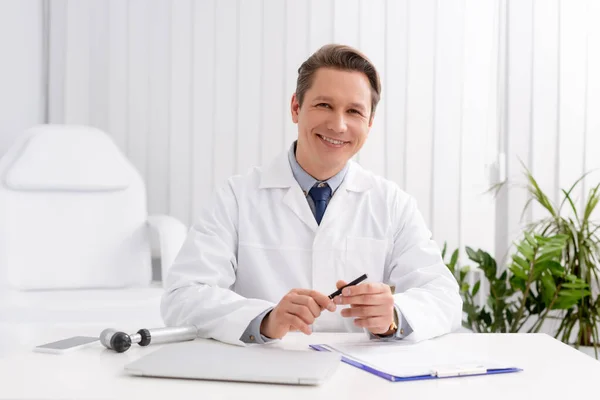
(291, 93, 300, 124)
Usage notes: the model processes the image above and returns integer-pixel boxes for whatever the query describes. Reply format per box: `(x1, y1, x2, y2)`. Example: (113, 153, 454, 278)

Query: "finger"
(340, 305, 388, 318)
(293, 289, 335, 311)
(335, 293, 390, 306)
(290, 295, 321, 318)
(286, 304, 315, 325)
(341, 282, 389, 296)
(284, 314, 311, 335)
(353, 316, 389, 330)
(336, 280, 348, 290)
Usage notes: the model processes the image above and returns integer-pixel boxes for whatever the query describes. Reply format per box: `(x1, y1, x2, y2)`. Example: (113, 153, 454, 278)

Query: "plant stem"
(529, 285, 561, 333)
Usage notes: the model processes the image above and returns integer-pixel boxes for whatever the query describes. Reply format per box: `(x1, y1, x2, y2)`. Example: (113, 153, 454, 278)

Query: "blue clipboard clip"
(309, 344, 523, 382)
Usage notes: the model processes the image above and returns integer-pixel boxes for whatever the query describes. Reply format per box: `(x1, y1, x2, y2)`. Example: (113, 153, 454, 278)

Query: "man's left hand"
(334, 280, 395, 335)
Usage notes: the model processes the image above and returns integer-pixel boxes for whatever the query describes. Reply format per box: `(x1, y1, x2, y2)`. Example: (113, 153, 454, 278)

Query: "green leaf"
(472, 281, 481, 297)
(481, 310, 492, 327)
(512, 255, 530, 271)
(540, 272, 557, 306)
(450, 249, 459, 269)
(561, 282, 589, 290)
(516, 241, 535, 260)
(509, 264, 528, 280)
(466, 247, 479, 263)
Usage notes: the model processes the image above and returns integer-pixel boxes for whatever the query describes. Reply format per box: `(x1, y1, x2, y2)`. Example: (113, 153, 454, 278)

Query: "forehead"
(305, 67, 372, 106)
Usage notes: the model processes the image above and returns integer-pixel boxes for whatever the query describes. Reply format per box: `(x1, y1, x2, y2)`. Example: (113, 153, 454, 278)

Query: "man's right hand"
(260, 289, 336, 339)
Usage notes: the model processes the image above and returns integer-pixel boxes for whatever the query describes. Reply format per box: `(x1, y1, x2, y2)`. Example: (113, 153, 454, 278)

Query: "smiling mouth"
(316, 134, 349, 147)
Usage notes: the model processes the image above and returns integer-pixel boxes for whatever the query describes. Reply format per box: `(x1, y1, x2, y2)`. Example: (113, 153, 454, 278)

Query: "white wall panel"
(432, 0, 464, 253)
(127, 0, 150, 181)
(213, 0, 238, 188)
(357, 0, 386, 178)
(169, 0, 193, 224)
(503, 0, 534, 255)
(586, 0, 600, 223)
(559, 0, 587, 214)
(191, 0, 216, 219)
(0, 0, 44, 156)
(237, 0, 263, 176)
(41, 0, 518, 263)
(260, 0, 285, 165)
(107, 0, 129, 152)
(460, 0, 499, 257)
(405, 0, 436, 227)
(384, 0, 408, 190)
(284, 0, 309, 151)
(531, 0, 559, 220)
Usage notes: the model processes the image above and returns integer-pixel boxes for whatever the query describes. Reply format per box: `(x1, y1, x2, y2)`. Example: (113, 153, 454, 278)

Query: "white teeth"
(319, 135, 345, 145)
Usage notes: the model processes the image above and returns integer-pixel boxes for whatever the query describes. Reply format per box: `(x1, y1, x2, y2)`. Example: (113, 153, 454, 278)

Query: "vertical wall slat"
(191, 0, 216, 221)
(558, 0, 587, 212)
(531, 0, 559, 220)
(146, 0, 171, 217)
(333, 0, 359, 48)
(308, 0, 334, 51)
(48, 0, 67, 124)
(64, 1, 90, 124)
(107, 0, 128, 152)
(88, 0, 109, 133)
(357, 0, 386, 178)
(405, 0, 436, 227)
(333, 0, 360, 163)
(213, 0, 239, 188)
(237, 0, 263, 175)
(432, 0, 464, 252)
(460, 0, 499, 256)
(284, 0, 309, 152)
(384, 0, 408, 190)
(169, 0, 193, 224)
(585, 0, 600, 223)
(504, 0, 533, 249)
(260, 0, 285, 165)
(127, 0, 150, 182)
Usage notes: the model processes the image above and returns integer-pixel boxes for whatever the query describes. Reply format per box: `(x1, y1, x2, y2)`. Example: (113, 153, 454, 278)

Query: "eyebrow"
(312, 96, 367, 112)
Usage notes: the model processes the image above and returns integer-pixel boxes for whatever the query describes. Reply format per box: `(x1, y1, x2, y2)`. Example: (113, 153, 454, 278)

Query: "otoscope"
(100, 325, 198, 353)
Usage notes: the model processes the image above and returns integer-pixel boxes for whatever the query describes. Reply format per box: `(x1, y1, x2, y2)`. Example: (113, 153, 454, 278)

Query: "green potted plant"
(444, 166, 600, 358)
(443, 233, 589, 334)
(519, 168, 600, 356)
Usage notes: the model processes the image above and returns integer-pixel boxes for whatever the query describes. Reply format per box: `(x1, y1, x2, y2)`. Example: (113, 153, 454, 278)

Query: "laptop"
(124, 339, 341, 385)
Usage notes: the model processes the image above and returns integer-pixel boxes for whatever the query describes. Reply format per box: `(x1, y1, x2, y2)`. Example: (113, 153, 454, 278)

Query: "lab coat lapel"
(259, 151, 318, 233)
(283, 186, 318, 233)
(315, 161, 372, 229)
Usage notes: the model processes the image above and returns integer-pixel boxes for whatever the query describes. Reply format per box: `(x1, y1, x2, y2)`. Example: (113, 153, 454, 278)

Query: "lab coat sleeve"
(160, 179, 275, 346)
(387, 194, 463, 342)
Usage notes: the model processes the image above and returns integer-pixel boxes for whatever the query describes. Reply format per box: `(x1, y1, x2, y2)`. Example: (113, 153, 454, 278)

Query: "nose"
(326, 111, 348, 134)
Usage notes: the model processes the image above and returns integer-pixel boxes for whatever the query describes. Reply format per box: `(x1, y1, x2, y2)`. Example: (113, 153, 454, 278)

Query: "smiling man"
(161, 44, 462, 346)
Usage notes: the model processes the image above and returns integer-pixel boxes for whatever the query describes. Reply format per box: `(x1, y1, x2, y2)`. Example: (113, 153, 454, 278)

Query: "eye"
(348, 109, 364, 116)
(316, 103, 331, 109)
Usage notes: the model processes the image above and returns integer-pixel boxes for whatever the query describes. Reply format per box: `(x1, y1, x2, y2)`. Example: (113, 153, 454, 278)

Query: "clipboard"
(309, 343, 522, 382)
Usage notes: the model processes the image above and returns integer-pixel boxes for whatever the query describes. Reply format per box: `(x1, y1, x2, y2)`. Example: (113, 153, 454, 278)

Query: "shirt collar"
(287, 141, 349, 194)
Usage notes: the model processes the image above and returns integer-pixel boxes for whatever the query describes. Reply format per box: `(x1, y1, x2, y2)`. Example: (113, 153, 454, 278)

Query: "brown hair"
(295, 44, 381, 117)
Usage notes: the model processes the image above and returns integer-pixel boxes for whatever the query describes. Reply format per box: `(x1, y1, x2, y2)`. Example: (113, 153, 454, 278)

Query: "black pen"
(328, 273, 368, 299)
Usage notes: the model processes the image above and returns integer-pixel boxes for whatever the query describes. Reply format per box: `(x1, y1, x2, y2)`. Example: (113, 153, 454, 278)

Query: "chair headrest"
(2, 125, 133, 192)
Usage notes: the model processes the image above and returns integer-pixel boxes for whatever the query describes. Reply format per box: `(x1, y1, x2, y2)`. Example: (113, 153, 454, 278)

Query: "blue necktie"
(309, 183, 332, 225)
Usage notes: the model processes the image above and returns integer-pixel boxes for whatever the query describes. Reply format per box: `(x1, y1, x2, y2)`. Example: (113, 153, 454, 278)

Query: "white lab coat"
(161, 150, 462, 346)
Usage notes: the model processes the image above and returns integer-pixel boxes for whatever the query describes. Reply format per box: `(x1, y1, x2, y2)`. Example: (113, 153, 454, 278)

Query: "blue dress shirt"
(239, 141, 412, 344)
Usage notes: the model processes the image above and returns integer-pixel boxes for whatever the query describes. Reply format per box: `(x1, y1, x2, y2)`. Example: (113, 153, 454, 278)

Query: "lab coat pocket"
(345, 236, 389, 284)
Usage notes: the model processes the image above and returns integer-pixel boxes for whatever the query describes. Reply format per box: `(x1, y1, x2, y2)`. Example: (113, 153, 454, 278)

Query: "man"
(161, 44, 462, 346)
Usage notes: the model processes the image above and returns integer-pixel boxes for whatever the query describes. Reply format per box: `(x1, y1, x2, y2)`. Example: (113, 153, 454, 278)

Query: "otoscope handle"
(135, 325, 198, 346)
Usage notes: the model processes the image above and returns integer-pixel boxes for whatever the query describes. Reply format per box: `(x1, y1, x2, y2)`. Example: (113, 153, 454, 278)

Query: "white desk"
(0, 330, 598, 400)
